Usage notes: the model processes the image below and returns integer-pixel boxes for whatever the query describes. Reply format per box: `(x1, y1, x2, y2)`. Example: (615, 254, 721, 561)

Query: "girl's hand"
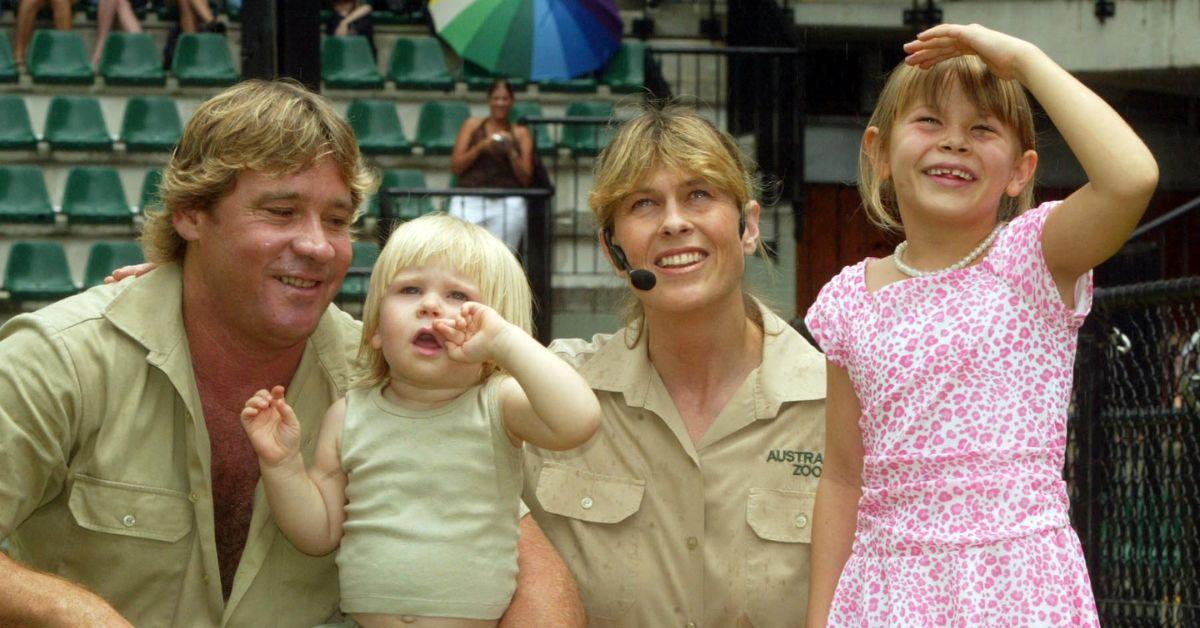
(240, 385, 302, 468)
(433, 302, 514, 365)
(903, 23, 1037, 80)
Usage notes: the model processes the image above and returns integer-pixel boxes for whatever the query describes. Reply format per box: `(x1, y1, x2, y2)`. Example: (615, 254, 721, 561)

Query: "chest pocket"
(69, 473, 192, 542)
(535, 462, 644, 622)
(744, 488, 815, 628)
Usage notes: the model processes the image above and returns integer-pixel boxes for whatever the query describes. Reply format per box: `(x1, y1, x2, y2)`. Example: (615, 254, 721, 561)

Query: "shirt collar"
(579, 300, 825, 417)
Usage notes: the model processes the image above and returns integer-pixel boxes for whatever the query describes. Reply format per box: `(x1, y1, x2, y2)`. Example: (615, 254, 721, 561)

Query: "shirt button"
(401, 616, 417, 624)
(686, 536, 699, 550)
(795, 514, 809, 528)
(122, 514, 136, 527)
(188, 492, 199, 503)
(686, 622, 698, 628)
(580, 496, 594, 509)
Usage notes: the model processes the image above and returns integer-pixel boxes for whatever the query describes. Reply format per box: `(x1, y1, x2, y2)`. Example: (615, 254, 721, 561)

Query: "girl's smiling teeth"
(655, 251, 707, 269)
(924, 167, 976, 181)
(279, 276, 318, 289)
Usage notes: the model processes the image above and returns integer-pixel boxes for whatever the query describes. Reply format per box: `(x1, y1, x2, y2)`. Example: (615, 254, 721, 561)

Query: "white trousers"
(447, 195, 527, 252)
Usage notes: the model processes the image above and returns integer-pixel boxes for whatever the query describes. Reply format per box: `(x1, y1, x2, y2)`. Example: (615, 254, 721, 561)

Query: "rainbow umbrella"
(430, 0, 622, 81)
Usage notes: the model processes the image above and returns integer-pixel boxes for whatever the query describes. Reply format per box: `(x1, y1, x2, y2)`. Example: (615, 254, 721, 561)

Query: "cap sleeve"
(803, 264, 860, 368)
(991, 201, 1093, 328)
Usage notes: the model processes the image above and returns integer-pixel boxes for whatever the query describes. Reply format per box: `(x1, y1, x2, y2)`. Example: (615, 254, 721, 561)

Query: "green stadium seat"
(388, 36, 453, 90)
(370, 169, 435, 222)
(461, 60, 526, 92)
(601, 42, 645, 94)
(83, 241, 144, 288)
(0, 32, 17, 83)
(28, 30, 94, 85)
(4, 242, 77, 300)
(321, 36, 383, 89)
(346, 100, 411, 155)
(0, 166, 55, 224)
(415, 101, 469, 155)
(510, 101, 555, 156)
(0, 96, 38, 150)
(139, 168, 163, 213)
(560, 102, 614, 156)
(172, 34, 239, 87)
(99, 32, 164, 86)
(44, 96, 112, 151)
(538, 75, 598, 94)
(338, 241, 380, 302)
(62, 167, 132, 224)
(120, 97, 182, 152)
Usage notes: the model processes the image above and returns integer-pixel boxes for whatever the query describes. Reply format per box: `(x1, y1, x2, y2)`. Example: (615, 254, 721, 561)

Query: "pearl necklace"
(892, 223, 1004, 278)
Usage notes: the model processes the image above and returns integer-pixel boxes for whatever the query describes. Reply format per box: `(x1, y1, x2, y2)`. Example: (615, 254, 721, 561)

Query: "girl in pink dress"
(804, 24, 1159, 627)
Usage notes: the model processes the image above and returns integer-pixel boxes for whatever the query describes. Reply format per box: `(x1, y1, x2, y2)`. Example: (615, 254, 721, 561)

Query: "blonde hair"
(589, 103, 773, 331)
(141, 79, 377, 263)
(354, 214, 534, 389)
(860, 57, 1037, 233)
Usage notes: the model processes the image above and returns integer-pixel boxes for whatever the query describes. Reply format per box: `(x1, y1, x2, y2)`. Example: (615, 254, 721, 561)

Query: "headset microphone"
(603, 229, 657, 291)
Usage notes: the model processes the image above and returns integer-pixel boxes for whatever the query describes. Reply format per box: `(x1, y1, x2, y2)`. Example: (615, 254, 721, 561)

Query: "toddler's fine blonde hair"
(859, 56, 1037, 233)
(355, 214, 534, 389)
(141, 79, 377, 263)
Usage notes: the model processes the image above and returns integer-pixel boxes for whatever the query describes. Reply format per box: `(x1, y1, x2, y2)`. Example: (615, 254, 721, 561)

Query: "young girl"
(240, 214, 602, 627)
(805, 24, 1158, 626)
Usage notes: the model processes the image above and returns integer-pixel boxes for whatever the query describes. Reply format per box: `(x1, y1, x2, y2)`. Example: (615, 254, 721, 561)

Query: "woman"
(448, 78, 535, 252)
(523, 104, 828, 627)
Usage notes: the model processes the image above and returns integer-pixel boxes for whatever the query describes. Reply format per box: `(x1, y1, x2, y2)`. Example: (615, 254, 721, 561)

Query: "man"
(0, 80, 582, 627)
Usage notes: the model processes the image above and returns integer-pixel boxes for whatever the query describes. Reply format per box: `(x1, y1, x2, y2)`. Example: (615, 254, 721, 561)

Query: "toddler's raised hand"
(903, 23, 1035, 80)
(240, 385, 302, 468)
(433, 302, 513, 365)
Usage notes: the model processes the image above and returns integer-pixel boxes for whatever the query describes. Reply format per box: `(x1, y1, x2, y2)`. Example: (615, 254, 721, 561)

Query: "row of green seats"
(323, 36, 645, 94)
(0, 166, 161, 224)
(349, 100, 614, 156)
(4, 240, 144, 301)
(0, 30, 237, 86)
(0, 94, 182, 152)
(338, 241, 381, 302)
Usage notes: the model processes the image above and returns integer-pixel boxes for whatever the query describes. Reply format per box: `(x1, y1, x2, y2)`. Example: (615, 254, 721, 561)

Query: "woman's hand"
(903, 23, 1038, 80)
(490, 130, 516, 155)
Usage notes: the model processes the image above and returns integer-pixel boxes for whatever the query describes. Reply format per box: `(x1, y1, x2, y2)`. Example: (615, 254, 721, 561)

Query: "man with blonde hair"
(0, 80, 581, 627)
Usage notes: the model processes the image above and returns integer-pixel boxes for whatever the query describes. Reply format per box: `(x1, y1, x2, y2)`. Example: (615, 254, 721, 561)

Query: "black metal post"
(240, 0, 322, 91)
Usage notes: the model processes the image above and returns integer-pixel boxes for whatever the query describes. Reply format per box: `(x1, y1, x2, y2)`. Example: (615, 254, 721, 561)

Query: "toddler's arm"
(905, 24, 1159, 296)
(806, 362, 864, 627)
(241, 387, 348, 556)
(435, 302, 601, 450)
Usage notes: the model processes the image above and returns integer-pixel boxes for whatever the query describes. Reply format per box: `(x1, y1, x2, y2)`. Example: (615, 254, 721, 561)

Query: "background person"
(449, 78, 535, 252)
(522, 104, 828, 628)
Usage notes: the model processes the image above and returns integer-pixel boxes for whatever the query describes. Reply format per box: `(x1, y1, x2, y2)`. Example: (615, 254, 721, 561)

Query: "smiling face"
(487, 81, 514, 122)
(867, 82, 1037, 230)
(175, 157, 354, 351)
(371, 260, 485, 391)
(607, 167, 761, 317)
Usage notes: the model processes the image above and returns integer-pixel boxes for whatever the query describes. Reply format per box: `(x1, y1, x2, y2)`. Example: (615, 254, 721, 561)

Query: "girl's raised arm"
(906, 24, 1159, 293)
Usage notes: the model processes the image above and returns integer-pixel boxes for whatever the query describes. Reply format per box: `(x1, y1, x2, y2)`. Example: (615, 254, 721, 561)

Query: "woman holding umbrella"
(523, 104, 827, 627)
(448, 79, 535, 252)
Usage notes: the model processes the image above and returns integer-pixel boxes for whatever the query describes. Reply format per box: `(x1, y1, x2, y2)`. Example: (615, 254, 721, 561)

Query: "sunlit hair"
(354, 213, 534, 389)
(859, 56, 1037, 233)
(589, 102, 775, 333)
(141, 79, 377, 263)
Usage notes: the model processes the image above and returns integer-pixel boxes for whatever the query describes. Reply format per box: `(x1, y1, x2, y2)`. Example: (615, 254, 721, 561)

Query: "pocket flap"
(69, 474, 193, 543)
(746, 488, 815, 543)
(536, 462, 645, 524)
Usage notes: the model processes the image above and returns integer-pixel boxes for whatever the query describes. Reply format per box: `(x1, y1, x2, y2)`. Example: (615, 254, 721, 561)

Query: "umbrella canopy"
(430, 0, 622, 81)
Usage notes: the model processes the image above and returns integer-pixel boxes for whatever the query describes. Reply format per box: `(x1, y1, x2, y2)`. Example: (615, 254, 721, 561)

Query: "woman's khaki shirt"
(525, 306, 827, 628)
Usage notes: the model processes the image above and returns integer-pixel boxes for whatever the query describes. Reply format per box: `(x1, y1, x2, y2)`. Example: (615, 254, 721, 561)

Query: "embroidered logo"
(766, 449, 823, 477)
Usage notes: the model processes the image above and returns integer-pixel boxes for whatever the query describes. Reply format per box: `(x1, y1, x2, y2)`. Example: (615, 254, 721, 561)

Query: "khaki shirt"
(524, 306, 826, 628)
(0, 264, 361, 627)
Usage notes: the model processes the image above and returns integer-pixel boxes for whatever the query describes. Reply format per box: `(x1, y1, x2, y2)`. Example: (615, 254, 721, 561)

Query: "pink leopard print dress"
(805, 202, 1101, 626)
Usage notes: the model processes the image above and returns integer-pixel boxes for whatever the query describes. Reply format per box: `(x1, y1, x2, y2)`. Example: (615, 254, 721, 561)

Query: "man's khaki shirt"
(525, 306, 827, 628)
(0, 265, 361, 626)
